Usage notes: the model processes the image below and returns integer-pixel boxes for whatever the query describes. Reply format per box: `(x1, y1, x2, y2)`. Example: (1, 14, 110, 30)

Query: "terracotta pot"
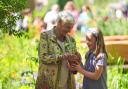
(105, 36, 128, 63)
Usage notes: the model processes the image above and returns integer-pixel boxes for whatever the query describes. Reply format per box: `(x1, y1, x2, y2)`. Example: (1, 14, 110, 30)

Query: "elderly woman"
(35, 11, 80, 89)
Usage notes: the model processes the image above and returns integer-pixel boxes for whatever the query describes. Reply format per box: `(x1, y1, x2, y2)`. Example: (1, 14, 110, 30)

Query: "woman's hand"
(58, 53, 71, 60)
(67, 63, 76, 71)
(58, 52, 81, 62)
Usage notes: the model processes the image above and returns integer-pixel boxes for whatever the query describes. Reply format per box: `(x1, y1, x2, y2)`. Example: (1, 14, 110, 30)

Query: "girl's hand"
(71, 63, 84, 73)
(67, 63, 76, 71)
(67, 63, 78, 74)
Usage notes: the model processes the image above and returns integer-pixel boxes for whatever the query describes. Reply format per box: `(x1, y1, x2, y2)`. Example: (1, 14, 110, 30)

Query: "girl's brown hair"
(87, 28, 108, 60)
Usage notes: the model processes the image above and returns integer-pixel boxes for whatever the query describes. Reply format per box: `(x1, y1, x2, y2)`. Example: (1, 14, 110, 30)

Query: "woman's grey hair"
(56, 11, 75, 25)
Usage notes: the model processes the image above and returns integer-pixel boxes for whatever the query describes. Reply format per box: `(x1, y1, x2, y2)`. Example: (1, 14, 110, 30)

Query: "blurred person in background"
(22, 8, 32, 32)
(64, 1, 79, 22)
(77, 5, 94, 36)
(64, 1, 79, 36)
(44, 4, 60, 30)
(33, 16, 46, 38)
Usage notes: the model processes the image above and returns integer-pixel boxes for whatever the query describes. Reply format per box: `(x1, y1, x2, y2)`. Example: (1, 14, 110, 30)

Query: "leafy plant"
(0, 0, 27, 36)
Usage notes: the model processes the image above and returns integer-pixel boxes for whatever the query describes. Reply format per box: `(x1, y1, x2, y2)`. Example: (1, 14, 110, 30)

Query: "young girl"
(73, 28, 108, 89)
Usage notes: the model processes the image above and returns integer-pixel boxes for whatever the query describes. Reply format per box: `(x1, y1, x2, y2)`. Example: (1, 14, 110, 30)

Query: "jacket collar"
(49, 29, 70, 43)
(49, 29, 71, 50)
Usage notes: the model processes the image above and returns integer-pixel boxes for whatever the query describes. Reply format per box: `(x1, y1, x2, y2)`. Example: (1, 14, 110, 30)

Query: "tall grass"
(107, 57, 128, 89)
(0, 34, 38, 89)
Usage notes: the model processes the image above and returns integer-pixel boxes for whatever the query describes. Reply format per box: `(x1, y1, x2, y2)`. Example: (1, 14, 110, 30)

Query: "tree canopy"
(0, 0, 27, 36)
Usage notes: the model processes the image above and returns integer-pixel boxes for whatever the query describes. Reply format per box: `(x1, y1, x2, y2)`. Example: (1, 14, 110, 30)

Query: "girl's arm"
(76, 53, 106, 80)
(77, 65, 103, 80)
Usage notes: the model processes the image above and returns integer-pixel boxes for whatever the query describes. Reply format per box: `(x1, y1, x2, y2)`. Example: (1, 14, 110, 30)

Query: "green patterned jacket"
(35, 29, 77, 89)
